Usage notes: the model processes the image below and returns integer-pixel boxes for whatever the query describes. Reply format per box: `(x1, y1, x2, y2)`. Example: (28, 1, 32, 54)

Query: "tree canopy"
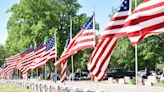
(0, 44, 7, 65)
(4, 0, 96, 71)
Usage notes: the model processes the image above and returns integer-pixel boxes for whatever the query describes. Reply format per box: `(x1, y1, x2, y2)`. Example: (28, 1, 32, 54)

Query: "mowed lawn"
(0, 83, 35, 92)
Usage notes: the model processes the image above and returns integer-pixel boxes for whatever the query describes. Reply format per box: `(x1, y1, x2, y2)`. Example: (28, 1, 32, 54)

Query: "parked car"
(105, 68, 135, 79)
(74, 72, 89, 80)
(138, 70, 147, 78)
(160, 74, 164, 82)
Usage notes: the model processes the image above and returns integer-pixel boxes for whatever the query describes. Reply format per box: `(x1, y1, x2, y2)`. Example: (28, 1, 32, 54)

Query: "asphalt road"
(64, 81, 164, 92)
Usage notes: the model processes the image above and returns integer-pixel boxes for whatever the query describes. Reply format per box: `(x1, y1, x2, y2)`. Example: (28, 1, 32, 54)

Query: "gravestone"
(148, 76, 157, 84)
(124, 76, 131, 84)
(108, 77, 113, 83)
(118, 78, 125, 84)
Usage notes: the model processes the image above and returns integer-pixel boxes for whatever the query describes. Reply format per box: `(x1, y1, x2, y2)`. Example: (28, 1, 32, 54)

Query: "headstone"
(124, 76, 131, 84)
(148, 76, 157, 84)
(43, 84, 46, 92)
(108, 77, 113, 83)
(138, 77, 144, 85)
(47, 85, 51, 92)
(39, 83, 42, 92)
(94, 77, 99, 82)
(118, 78, 125, 84)
(63, 85, 68, 90)
(55, 84, 60, 90)
(73, 87, 79, 92)
(34, 83, 37, 91)
(96, 90, 104, 92)
(83, 89, 90, 92)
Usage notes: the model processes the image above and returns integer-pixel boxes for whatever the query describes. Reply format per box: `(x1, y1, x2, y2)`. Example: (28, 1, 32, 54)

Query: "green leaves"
(109, 34, 164, 70)
(109, 37, 135, 69)
(5, 0, 93, 71)
(6, 0, 81, 53)
(0, 45, 7, 65)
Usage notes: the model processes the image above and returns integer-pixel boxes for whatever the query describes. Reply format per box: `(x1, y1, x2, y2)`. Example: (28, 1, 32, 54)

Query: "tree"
(138, 34, 164, 70)
(5, 0, 98, 73)
(109, 37, 135, 69)
(0, 44, 7, 65)
(6, 0, 82, 55)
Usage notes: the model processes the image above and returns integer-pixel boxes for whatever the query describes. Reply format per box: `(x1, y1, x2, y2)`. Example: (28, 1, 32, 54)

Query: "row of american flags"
(0, 0, 163, 82)
(0, 36, 56, 79)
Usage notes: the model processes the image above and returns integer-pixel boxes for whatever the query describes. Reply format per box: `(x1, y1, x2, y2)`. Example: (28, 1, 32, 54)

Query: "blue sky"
(0, 0, 121, 45)
(0, 0, 19, 45)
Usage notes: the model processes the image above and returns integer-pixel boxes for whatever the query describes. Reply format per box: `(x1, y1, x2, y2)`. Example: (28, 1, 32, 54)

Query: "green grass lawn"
(154, 83, 164, 87)
(0, 83, 35, 92)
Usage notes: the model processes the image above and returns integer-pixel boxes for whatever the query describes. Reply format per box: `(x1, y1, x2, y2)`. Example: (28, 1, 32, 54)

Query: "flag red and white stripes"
(6, 54, 21, 66)
(30, 45, 46, 70)
(55, 29, 94, 67)
(3, 54, 21, 79)
(121, 0, 164, 45)
(55, 15, 95, 67)
(16, 47, 35, 76)
(34, 47, 56, 68)
(59, 35, 70, 83)
(19, 51, 35, 73)
(88, 0, 130, 80)
(88, 38, 117, 80)
(60, 60, 67, 83)
(30, 36, 56, 69)
(101, 1, 131, 38)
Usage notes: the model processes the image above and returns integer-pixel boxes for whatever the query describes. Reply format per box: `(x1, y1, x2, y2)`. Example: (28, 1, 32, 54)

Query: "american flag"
(3, 54, 21, 79)
(6, 54, 21, 66)
(30, 44, 46, 70)
(60, 35, 70, 83)
(16, 46, 35, 74)
(1, 66, 13, 79)
(101, 0, 131, 38)
(32, 36, 56, 68)
(88, 0, 130, 80)
(55, 14, 95, 66)
(121, 0, 164, 46)
(0, 64, 7, 79)
(45, 36, 56, 62)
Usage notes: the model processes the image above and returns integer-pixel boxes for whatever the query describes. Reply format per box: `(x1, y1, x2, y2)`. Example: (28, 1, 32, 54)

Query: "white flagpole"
(32, 42, 37, 79)
(37, 68, 38, 78)
(54, 30, 58, 82)
(135, 44, 138, 92)
(70, 16, 74, 80)
(93, 6, 96, 47)
(134, 0, 138, 92)
(33, 42, 38, 78)
(44, 38, 47, 80)
(92, 5, 97, 81)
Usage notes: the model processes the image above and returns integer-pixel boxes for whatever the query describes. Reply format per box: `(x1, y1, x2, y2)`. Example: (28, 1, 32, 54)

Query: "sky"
(0, 0, 19, 45)
(0, 0, 121, 45)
